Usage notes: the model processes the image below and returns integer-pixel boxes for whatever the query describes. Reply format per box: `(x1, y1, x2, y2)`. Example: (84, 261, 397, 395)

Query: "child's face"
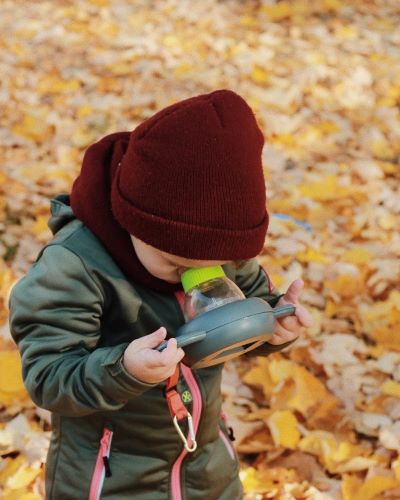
(130, 236, 231, 284)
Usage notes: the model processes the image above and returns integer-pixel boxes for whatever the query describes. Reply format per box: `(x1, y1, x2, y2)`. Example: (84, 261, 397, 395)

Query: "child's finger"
(268, 322, 301, 345)
(295, 305, 314, 328)
(282, 279, 304, 304)
(134, 327, 167, 350)
(277, 314, 300, 332)
(158, 338, 185, 366)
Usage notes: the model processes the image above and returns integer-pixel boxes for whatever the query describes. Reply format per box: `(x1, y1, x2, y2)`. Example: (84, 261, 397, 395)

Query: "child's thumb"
(135, 327, 167, 350)
(283, 279, 304, 303)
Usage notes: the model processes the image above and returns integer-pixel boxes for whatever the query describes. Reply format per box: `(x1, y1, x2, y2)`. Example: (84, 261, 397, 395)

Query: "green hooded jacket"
(9, 195, 297, 500)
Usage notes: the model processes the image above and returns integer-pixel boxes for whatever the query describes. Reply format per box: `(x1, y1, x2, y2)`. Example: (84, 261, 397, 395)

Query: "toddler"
(9, 89, 312, 500)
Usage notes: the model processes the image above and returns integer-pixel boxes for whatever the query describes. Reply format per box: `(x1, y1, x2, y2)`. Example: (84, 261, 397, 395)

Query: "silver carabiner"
(173, 413, 197, 452)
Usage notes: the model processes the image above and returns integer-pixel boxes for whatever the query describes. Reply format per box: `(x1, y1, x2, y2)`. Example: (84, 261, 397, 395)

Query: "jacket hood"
(48, 194, 76, 235)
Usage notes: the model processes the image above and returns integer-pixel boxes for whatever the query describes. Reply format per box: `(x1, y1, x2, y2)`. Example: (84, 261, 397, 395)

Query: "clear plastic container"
(181, 265, 245, 322)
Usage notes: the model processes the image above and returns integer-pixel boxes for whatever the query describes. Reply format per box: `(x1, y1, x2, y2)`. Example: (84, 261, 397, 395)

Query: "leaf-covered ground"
(1, 0, 400, 498)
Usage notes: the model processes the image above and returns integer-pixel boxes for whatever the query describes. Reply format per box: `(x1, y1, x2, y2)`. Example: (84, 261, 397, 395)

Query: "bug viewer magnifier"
(157, 265, 296, 368)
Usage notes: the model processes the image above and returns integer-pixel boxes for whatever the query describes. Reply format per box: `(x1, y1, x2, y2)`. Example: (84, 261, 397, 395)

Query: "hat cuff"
(111, 175, 268, 260)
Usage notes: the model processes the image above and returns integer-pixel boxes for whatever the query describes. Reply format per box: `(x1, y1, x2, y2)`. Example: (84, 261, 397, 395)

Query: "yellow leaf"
(297, 248, 330, 264)
(9, 43, 26, 57)
(324, 274, 364, 299)
(51, 169, 75, 184)
(163, 35, 180, 47)
(307, 308, 323, 337)
(12, 114, 54, 143)
(325, 299, 341, 318)
(37, 75, 80, 94)
(240, 466, 298, 494)
(377, 212, 398, 230)
(305, 51, 326, 65)
(335, 25, 358, 40)
(71, 128, 96, 148)
(377, 97, 397, 107)
(286, 365, 335, 416)
(353, 476, 399, 500)
(0, 456, 25, 484)
(332, 441, 360, 462)
(270, 133, 296, 148)
(298, 430, 337, 460)
(324, 0, 343, 11)
(341, 247, 374, 265)
(243, 357, 276, 398)
(342, 474, 363, 500)
(298, 175, 354, 201)
(389, 290, 400, 309)
(267, 410, 300, 449)
(31, 216, 50, 237)
(6, 464, 40, 490)
(76, 105, 94, 118)
(299, 122, 340, 142)
(0, 351, 28, 405)
(360, 291, 400, 323)
(251, 66, 268, 84)
(367, 344, 387, 358)
(380, 380, 400, 398)
(371, 326, 400, 351)
(393, 458, 400, 481)
(174, 63, 193, 77)
(261, 2, 291, 21)
(265, 359, 338, 417)
(240, 467, 277, 494)
(267, 358, 295, 385)
(371, 139, 395, 160)
(269, 273, 284, 289)
(106, 62, 134, 76)
(299, 432, 370, 473)
(88, 0, 109, 5)
(317, 121, 340, 134)
(369, 18, 396, 33)
(2, 488, 43, 500)
(240, 15, 256, 27)
(3, 492, 42, 500)
(66, 21, 89, 34)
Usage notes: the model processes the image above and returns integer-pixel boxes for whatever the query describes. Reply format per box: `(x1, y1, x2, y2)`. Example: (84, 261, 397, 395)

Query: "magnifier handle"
(273, 304, 296, 318)
(156, 331, 207, 352)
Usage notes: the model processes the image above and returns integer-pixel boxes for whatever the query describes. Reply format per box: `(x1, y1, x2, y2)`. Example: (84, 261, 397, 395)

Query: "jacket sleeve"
(224, 258, 298, 356)
(8, 245, 158, 417)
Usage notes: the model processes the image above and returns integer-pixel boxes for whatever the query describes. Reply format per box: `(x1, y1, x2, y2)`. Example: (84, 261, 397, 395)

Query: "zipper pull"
(100, 428, 113, 477)
(103, 456, 112, 477)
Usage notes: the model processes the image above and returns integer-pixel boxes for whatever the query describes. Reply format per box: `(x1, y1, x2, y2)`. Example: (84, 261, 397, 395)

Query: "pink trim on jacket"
(88, 427, 113, 500)
(171, 291, 203, 500)
(170, 364, 203, 500)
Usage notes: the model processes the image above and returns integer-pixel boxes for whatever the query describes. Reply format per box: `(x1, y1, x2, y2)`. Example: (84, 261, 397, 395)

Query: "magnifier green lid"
(181, 265, 226, 293)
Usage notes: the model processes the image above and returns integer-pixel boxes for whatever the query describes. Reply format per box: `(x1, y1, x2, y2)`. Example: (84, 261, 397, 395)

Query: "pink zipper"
(170, 364, 203, 500)
(88, 427, 113, 500)
(170, 291, 203, 500)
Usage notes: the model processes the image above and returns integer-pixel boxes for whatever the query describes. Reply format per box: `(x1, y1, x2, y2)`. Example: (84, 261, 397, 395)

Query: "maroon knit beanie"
(111, 89, 268, 260)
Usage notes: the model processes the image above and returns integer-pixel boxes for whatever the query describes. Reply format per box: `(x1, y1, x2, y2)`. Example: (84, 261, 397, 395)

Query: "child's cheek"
(152, 264, 181, 282)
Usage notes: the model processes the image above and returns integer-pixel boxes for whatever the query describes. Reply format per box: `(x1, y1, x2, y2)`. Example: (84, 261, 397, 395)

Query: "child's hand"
(268, 279, 313, 345)
(122, 327, 185, 384)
